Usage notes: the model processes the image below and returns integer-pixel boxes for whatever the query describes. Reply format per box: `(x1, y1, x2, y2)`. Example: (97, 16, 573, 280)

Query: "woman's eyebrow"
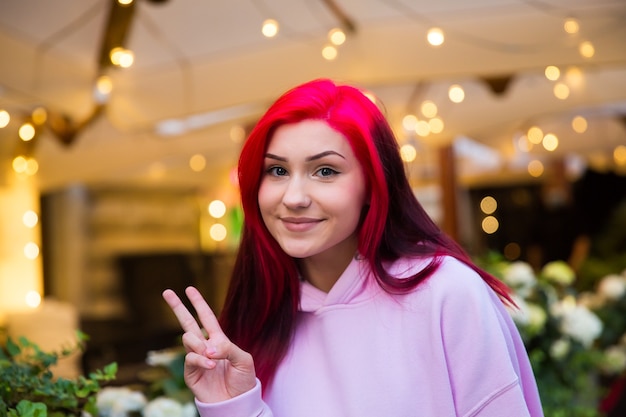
(264, 153, 287, 162)
(305, 150, 345, 162)
(264, 150, 345, 162)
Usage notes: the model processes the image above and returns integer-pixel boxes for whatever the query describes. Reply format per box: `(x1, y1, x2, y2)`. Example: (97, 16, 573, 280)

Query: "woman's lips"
(280, 217, 322, 232)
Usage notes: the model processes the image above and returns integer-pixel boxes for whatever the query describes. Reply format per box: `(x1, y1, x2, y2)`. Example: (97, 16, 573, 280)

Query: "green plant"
(0, 332, 117, 417)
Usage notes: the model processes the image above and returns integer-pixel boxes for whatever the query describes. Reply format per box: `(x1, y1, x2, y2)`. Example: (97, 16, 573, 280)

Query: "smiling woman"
(258, 120, 368, 291)
(162, 78, 544, 417)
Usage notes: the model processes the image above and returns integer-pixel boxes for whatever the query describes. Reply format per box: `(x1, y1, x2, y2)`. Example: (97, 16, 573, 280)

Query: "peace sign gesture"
(162, 286, 257, 403)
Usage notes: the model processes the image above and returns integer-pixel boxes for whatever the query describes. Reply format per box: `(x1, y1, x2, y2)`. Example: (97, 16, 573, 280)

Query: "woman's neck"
(298, 240, 358, 293)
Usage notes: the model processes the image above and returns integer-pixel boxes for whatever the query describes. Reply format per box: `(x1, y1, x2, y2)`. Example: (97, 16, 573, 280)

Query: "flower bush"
(95, 347, 197, 417)
(479, 253, 626, 417)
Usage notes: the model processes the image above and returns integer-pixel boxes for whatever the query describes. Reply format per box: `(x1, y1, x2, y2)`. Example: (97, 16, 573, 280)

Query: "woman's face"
(258, 119, 367, 262)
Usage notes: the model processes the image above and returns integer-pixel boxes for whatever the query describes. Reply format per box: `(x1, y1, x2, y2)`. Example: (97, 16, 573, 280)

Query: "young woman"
(163, 79, 544, 416)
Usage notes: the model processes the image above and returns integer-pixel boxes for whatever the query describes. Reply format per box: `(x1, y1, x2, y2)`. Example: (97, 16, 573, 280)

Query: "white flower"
(600, 345, 626, 375)
(503, 261, 537, 297)
(550, 338, 571, 360)
(597, 274, 626, 301)
(541, 261, 575, 286)
(146, 348, 182, 367)
(143, 397, 198, 417)
(97, 387, 147, 417)
(526, 303, 548, 333)
(559, 305, 603, 348)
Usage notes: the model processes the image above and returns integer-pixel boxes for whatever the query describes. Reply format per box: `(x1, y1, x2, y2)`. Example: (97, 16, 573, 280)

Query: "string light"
(402, 114, 418, 131)
(527, 126, 543, 144)
(328, 28, 346, 46)
(528, 160, 544, 177)
(563, 18, 579, 34)
(542, 133, 559, 151)
(572, 115, 587, 133)
(18, 123, 36, 141)
(208, 200, 226, 218)
(427, 27, 444, 46)
(448, 85, 465, 103)
(189, 154, 206, 172)
(579, 41, 595, 58)
(322, 45, 338, 60)
(400, 144, 417, 162)
(0, 110, 10, 128)
(553, 83, 570, 100)
(262, 19, 279, 38)
(545, 66, 560, 81)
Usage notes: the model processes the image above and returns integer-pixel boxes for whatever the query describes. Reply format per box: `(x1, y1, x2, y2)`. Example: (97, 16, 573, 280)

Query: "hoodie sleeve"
(195, 379, 273, 417)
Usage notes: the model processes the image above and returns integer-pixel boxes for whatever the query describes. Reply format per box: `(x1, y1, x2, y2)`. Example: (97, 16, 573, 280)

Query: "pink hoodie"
(196, 256, 544, 417)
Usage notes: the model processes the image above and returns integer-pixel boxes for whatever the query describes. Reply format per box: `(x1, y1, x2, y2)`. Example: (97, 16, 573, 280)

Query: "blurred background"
(1, 0, 625, 410)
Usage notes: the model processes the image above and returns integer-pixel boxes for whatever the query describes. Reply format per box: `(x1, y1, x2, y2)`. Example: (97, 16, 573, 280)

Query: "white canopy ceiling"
(1, 0, 625, 193)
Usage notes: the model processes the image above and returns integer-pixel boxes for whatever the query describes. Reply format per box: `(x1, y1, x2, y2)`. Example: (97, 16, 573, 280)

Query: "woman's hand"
(162, 286, 256, 403)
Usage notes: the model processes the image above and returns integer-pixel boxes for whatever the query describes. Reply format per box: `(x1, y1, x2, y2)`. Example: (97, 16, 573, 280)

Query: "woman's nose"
(282, 177, 311, 208)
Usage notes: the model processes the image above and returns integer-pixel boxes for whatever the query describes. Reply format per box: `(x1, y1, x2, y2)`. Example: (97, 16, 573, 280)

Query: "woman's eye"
(317, 167, 338, 177)
(267, 166, 287, 176)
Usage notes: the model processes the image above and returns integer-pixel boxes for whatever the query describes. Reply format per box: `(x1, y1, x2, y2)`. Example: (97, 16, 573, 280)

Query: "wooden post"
(438, 144, 458, 241)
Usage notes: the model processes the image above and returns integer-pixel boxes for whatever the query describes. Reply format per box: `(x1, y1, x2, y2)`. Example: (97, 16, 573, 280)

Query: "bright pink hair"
(219, 79, 513, 390)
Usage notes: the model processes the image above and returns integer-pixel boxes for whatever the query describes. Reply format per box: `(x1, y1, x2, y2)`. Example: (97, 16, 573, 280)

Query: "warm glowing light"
(402, 114, 418, 131)
(517, 135, 532, 152)
(0, 110, 10, 128)
(564, 18, 579, 34)
(12, 156, 27, 173)
(482, 216, 499, 234)
(118, 0, 133, 5)
(262, 19, 279, 38)
(19, 123, 36, 141)
(565, 67, 583, 88)
(427, 27, 444, 46)
(448, 85, 465, 103)
(542, 133, 559, 151)
(23, 210, 38, 228)
(208, 200, 227, 219)
(415, 120, 430, 137)
(322, 45, 338, 60)
(31, 107, 47, 125)
(25, 290, 42, 308)
(545, 66, 560, 81)
(110, 47, 134, 67)
(428, 117, 444, 134)
(480, 196, 497, 215)
(579, 41, 595, 58)
(189, 154, 206, 172)
(614, 145, 626, 166)
(230, 125, 246, 143)
(527, 126, 543, 144)
(572, 116, 587, 133)
(24, 242, 40, 259)
(94, 75, 113, 103)
(420, 100, 437, 118)
(328, 28, 346, 45)
(209, 223, 227, 241)
(25, 158, 39, 175)
(528, 160, 544, 177)
(400, 144, 417, 162)
(553, 83, 570, 100)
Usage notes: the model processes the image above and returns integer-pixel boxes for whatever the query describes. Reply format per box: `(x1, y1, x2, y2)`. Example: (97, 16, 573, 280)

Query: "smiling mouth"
(280, 217, 322, 232)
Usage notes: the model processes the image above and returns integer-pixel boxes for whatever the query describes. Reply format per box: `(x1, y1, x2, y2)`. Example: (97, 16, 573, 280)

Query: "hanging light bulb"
(262, 19, 279, 38)
(0, 109, 11, 128)
(427, 27, 444, 46)
(328, 28, 346, 46)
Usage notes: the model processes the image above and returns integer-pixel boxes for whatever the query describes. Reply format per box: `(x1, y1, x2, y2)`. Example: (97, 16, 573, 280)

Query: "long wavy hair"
(219, 78, 513, 390)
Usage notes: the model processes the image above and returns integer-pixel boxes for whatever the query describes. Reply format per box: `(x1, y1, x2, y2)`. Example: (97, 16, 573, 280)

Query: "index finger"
(184, 286, 225, 340)
(162, 288, 204, 339)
